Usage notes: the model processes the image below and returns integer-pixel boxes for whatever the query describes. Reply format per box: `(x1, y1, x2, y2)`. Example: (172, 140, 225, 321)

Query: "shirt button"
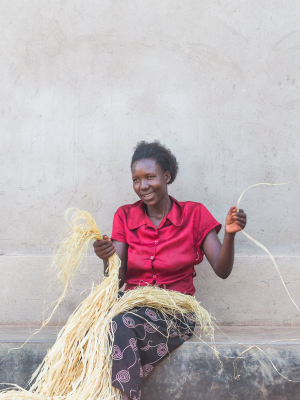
(149, 256, 154, 259)
(153, 275, 157, 278)
(155, 240, 159, 244)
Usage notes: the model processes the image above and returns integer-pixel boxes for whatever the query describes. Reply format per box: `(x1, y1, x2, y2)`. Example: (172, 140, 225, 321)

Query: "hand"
(225, 206, 247, 234)
(93, 235, 116, 259)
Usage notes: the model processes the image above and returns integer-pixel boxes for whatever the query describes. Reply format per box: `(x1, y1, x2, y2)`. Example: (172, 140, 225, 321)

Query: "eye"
(148, 175, 155, 179)
(133, 178, 139, 183)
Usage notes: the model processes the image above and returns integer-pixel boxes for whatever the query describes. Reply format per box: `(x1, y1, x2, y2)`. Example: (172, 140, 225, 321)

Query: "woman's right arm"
(93, 237, 128, 289)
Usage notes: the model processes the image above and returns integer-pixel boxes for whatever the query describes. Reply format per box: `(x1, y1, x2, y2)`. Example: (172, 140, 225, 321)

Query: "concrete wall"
(1, 0, 300, 325)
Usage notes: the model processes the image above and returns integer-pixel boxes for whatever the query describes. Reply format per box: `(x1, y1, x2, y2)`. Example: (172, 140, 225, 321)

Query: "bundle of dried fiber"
(0, 209, 215, 400)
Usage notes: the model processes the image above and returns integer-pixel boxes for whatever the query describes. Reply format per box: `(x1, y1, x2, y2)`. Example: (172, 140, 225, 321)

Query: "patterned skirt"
(111, 292, 196, 400)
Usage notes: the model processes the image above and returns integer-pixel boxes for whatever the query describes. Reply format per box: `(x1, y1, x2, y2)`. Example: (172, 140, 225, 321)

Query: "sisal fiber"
(236, 175, 300, 313)
(0, 209, 215, 400)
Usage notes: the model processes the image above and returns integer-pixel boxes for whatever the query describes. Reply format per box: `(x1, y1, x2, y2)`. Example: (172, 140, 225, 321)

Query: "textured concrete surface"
(1, 1, 300, 326)
(1, 0, 300, 256)
(1, 326, 300, 399)
(142, 343, 300, 400)
(1, 255, 300, 326)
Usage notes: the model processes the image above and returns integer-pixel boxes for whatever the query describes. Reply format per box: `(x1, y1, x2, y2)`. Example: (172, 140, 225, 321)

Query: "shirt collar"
(127, 196, 183, 230)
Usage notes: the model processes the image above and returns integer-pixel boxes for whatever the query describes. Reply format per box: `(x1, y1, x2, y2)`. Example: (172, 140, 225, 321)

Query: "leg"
(111, 307, 195, 400)
(111, 314, 142, 400)
(122, 392, 131, 400)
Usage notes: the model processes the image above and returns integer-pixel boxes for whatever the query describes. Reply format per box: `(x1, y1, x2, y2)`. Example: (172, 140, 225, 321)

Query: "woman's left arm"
(201, 206, 247, 279)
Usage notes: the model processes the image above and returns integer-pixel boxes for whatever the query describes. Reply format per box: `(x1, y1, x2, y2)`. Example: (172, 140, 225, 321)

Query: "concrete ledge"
(1, 326, 300, 399)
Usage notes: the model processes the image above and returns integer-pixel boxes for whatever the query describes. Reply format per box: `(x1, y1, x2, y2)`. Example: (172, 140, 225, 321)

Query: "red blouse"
(111, 196, 222, 296)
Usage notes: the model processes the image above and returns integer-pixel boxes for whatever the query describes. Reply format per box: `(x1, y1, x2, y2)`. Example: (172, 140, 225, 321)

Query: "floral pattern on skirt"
(111, 292, 196, 400)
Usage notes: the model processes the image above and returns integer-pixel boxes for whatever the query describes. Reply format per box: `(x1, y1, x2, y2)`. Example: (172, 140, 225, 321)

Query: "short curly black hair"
(130, 141, 179, 184)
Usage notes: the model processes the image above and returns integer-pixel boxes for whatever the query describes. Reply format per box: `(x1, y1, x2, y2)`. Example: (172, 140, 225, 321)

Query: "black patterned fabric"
(111, 292, 196, 400)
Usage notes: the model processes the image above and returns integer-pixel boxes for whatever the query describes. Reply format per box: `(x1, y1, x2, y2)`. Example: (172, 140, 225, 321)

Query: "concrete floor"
(1, 325, 300, 399)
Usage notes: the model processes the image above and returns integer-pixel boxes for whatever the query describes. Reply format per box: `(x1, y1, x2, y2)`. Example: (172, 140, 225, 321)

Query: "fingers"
(234, 213, 247, 220)
(228, 206, 236, 215)
(105, 248, 116, 258)
(229, 207, 247, 230)
(234, 215, 247, 230)
(101, 247, 116, 258)
(231, 206, 246, 218)
(93, 234, 111, 247)
(93, 235, 116, 259)
(233, 215, 246, 224)
(95, 246, 116, 259)
(93, 240, 111, 250)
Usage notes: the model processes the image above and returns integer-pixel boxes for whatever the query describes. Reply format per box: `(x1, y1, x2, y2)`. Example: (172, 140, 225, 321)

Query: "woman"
(93, 141, 247, 400)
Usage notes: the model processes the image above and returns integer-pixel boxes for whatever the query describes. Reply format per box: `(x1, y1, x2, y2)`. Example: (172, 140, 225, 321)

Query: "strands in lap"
(0, 209, 215, 400)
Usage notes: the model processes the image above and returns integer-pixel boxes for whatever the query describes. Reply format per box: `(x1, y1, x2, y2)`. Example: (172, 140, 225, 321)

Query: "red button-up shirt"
(111, 196, 221, 295)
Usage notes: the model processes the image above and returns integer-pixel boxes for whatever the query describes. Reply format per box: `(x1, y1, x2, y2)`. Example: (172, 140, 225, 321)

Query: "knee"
(112, 314, 124, 326)
(112, 313, 138, 339)
(111, 314, 125, 337)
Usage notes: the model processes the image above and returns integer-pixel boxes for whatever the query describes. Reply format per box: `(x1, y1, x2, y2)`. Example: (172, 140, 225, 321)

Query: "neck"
(146, 195, 172, 219)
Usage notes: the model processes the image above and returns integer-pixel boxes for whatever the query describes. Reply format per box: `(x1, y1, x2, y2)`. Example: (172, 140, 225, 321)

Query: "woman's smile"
(141, 191, 155, 201)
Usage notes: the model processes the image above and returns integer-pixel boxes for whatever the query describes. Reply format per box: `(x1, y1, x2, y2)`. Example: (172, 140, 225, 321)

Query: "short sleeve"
(195, 205, 222, 251)
(111, 208, 127, 244)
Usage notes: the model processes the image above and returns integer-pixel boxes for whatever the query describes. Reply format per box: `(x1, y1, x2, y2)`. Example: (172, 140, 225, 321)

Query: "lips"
(141, 192, 155, 200)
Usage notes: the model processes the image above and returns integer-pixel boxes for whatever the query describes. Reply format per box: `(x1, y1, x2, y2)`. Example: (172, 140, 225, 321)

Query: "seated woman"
(94, 141, 247, 400)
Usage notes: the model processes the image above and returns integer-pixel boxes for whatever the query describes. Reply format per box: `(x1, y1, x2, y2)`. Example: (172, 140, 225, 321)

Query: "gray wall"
(1, 0, 300, 325)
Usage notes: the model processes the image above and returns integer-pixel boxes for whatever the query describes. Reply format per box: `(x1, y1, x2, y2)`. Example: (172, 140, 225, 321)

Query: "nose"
(140, 179, 149, 190)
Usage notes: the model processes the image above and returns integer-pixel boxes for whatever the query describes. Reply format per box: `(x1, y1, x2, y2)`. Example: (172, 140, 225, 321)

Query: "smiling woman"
(130, 142, 178, 224)
(93, 140, 247, 400)
(133, 159, 166, 202)
(132, 159, 172, 226)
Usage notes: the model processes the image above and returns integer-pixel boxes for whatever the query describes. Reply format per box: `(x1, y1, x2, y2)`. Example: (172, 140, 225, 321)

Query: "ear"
(164, 171, 171, 184)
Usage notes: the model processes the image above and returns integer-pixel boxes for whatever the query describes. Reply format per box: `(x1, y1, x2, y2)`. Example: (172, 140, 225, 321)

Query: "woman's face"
(131, 158, 171, 206)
